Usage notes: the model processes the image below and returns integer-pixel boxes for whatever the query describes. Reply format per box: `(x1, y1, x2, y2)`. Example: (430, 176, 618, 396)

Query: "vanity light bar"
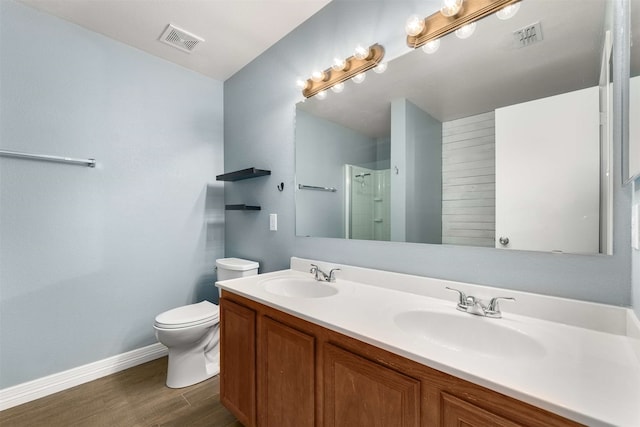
(302, 44, 385, 98)
(407, 0, 521, 48)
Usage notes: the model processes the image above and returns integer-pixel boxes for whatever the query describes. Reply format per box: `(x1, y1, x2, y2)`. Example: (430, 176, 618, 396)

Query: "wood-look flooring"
(0, 357, 242, 427)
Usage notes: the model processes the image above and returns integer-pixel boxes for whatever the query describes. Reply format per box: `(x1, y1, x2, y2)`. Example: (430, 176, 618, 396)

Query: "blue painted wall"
(0, 0, 224, 388)
(403, 99, 442, 244)
(390, 98, 442, 244)
(224, 0, 632, 306)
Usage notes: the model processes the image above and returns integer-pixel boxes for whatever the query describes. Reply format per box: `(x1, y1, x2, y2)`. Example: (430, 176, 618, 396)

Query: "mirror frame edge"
(617, 0, 636, 185)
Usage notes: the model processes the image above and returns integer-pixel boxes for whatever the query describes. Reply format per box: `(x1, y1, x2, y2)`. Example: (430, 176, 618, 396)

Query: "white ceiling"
(19, 0, 332, 81)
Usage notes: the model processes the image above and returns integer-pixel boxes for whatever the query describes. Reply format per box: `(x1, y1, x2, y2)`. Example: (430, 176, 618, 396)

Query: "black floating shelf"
(226, 204, 261, 211)
(216, 167, 271, 182)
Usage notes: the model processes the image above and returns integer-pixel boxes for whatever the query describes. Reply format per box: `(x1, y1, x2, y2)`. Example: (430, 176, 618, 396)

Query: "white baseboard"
(0, 343, 168, 411)
(628, 308, 640, 339)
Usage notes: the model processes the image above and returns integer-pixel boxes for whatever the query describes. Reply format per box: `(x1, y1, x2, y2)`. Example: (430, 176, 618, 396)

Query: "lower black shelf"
(226, 204, 261, 211)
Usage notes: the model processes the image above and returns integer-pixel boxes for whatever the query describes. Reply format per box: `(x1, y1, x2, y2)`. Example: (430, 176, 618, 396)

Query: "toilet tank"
(216, 257, 259, 281)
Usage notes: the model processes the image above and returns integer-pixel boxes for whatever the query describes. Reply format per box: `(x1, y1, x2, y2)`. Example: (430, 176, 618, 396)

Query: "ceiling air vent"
(159, 24, 204, 53)
(513, 22, 543, 48)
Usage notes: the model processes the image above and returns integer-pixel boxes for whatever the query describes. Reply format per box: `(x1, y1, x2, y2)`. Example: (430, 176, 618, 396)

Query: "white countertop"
(216, 258, 640, 427)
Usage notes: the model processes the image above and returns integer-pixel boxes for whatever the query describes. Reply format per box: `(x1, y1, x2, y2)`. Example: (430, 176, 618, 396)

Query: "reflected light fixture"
(422, 38, 441, 54)
(405, 14, 426, 37)
(352, 73, 366, 84)
(311, 70, 327, 83)
(331, 82, 345, 93)
(353, 45, 371, 60)
(374, 62, 388, 73)
(455, 22, 476, 39)
(496, 2, 520, 20)
(295, 79, 309, 90)
(332, 57, 348, 72)
(299, 43, 385, 98)
(406, 0, 519, 49)
(440, 0, 464, 17)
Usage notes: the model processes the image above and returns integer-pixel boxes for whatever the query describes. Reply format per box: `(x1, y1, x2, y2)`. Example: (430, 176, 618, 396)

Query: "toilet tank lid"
(155, 301, 219, 327)
(216, 257, 259, 271)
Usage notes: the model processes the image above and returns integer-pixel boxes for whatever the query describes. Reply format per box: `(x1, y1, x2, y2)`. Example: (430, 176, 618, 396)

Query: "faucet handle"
(309, 264, 318, 274)
(486, 296, 516, 315)
(328, 268, 341, 282)
(445, 287, 468, 309)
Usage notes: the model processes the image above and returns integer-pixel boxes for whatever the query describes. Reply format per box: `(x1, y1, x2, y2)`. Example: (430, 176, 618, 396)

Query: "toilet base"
(163, 326, 220, 389)
(166, 344, 220, 388)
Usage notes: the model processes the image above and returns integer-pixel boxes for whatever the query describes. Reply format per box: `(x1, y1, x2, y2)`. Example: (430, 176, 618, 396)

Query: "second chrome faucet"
(446, 287, 515, 319)
(310, 264, 340, 282)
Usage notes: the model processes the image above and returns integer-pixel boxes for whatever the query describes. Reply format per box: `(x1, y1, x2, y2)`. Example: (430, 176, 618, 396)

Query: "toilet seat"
(154, 301, 219, 329)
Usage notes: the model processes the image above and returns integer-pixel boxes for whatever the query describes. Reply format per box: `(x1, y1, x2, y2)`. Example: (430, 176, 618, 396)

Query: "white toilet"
(153, 257, 259, 388)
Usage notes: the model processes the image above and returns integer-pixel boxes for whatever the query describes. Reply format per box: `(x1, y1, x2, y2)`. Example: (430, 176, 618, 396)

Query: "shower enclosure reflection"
(345, 166, 391, 241)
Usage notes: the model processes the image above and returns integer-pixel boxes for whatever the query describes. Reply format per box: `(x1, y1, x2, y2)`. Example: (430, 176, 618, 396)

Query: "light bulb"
(311, 70, 326, 83)
(496, 2, 520, 20)
(332, 57, 347, 72)
(421, 39, 440, 54)
(352, 73, 366, 84)
(455, 22, 476, 39)
(316, 90, 327, 100)
(331, 82, 345, 93)
(354, 45, 371, 60)
(440, 0, 463, 17)
(373, 62, 387, 74)
(405, 14, 425, 37)
(296, 79, 309, 90)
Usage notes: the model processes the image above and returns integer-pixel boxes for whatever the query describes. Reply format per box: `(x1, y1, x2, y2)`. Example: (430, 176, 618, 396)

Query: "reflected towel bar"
(0, 149, 96, 168)
(298, 184, 337, 192)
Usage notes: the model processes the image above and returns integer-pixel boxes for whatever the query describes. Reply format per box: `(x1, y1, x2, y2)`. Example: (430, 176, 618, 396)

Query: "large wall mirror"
(295, 0, 615, 255)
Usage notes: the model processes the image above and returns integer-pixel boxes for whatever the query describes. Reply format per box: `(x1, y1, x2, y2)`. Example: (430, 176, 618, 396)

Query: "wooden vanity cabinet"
(219, 292, 582, 427)
(219, 299, 257, 426)
(323, 343, 420, 427)
(258, 317, 315, 427)
(441, 392, 523, 427)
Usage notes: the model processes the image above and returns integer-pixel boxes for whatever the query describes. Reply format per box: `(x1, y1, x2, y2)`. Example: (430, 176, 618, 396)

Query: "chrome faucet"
(310, 264, 340, 282)
(445, 287, 515, 318)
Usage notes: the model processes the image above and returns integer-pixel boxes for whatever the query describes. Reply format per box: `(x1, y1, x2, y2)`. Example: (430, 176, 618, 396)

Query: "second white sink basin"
(394, 310, 546, 360)
(262, 277, 339, 298)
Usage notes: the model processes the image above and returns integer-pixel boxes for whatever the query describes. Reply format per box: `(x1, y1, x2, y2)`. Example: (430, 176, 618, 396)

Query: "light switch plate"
(269, 213, 277, 231)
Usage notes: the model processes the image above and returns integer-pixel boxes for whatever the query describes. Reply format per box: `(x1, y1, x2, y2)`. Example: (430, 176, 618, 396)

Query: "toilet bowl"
(154, 301, 220, 388)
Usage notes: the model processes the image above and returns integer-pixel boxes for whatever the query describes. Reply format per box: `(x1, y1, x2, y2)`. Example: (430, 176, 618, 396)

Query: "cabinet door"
(258, 317, 315, 427)
(323, 343, 420, 427)
(220, 299, 256, 427)
(442, 392, 523, 427)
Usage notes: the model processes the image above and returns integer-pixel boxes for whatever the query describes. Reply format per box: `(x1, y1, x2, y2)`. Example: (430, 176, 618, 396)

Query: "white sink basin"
(394, 310, 546, 360)
(262, 277, 339, 298)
